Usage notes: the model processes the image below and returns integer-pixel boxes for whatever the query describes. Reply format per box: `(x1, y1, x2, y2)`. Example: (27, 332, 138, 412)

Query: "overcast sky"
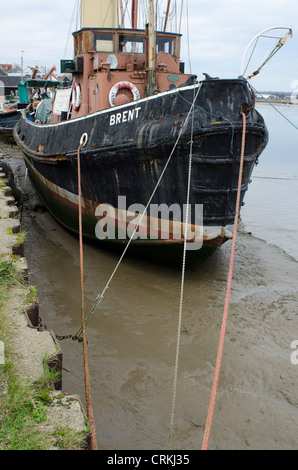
(1, 0, 297, 92)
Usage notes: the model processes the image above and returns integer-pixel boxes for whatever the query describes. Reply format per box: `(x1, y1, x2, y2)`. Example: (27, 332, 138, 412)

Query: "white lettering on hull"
(110, 107, 141, 126)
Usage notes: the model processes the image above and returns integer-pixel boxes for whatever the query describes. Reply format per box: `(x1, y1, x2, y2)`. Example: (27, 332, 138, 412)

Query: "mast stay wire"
(186, 0, 192, 74)
(250, 85, 298, 130)
(63, 0, 79, 59)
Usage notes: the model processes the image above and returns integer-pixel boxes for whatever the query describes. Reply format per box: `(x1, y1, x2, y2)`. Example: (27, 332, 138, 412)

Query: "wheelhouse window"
(156, 37, 174, 55)
(118, 34, 144, 53)
(94, 33, 114, 52)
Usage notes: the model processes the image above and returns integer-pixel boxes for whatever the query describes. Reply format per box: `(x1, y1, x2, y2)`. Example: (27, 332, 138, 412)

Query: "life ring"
(72, 82, 81, 111)
(109, 81, 140, 107)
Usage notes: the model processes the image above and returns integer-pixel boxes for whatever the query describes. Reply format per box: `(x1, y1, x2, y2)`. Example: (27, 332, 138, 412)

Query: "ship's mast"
(147, 0, 156, 94)
(163, 0, 171, 32)
(119, 0, 125, 27)
(131, 0, 138, 29)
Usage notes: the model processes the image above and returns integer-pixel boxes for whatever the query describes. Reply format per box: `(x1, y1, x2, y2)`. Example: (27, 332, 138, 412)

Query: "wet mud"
(1, 141, 298, 450)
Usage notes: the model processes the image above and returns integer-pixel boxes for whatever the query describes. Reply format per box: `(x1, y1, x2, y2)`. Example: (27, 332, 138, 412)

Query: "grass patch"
(6, 227, 27, 245)
(0, 257, 88, 450)
(0, 359, 49, 450)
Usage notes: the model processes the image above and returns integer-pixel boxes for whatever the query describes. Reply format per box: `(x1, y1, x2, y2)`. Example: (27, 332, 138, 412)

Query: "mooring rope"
(77, 133, 98, 451)
(56, 85, 201, 448)
(200, 111, 247, 450)
(168, 87, 196, 450)
(74, 84, 202, 341)
(56, 86, 200, 344)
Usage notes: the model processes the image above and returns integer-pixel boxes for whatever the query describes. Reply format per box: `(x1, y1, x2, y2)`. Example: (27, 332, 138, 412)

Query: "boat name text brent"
(110, 107, 142, 126)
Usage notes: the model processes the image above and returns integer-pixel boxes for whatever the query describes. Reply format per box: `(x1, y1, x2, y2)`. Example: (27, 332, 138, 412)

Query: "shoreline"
(0, 159, 90, 450)
(256, 98, 298, 105)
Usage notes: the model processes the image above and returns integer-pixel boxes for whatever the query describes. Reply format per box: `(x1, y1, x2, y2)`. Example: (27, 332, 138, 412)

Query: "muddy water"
(1, 140, 298, 450)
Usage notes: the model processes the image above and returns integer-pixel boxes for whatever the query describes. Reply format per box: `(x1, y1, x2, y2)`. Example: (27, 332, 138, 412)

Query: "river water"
(1, 102, 298, 450)
(242, 103, 298, 260)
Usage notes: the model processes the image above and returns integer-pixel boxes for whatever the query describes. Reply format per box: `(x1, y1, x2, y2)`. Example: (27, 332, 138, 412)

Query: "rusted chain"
(248, 85, 256, 111)
(242, 85, 255, 115)
(77, 133, 98, 451)
(201, 112, 247, 450)
(56, 332, 83, 342)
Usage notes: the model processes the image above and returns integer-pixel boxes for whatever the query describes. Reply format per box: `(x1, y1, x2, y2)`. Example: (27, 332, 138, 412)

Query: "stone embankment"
(0, 160, 90, 450)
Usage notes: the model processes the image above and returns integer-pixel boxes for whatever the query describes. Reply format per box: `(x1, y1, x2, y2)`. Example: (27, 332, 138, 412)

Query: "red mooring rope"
(77, 137, 98, 451)
(201, 112, 247, 450)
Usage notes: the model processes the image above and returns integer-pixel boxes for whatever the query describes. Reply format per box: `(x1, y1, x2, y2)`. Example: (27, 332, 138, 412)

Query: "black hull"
(14, 78, 268, 264)
(0, 109, 22, 142)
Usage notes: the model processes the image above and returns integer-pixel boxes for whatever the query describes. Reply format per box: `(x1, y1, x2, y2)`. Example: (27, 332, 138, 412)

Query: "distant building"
(0, 73, 21, 98)
(0, 64, 13, 72)
(262, 94, 277, 100)
(0, 65, 8, 76)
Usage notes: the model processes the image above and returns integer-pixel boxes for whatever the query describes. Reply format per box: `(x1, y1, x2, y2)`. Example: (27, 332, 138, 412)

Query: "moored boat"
(0, 65, 60, 143)
(0, 108, 22, 142)
(13, 0, 269, 264)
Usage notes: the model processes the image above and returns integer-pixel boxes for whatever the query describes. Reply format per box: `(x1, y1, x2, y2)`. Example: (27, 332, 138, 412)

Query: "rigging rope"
(77, 134, 98, 451)
(250, 85, 298, 130)
(63, 0, 78, 59)
(74, 84, 202, 341)
(177, 92, 235, 155)
(186, 0, 192, 74)
(200, 111, 247, 451)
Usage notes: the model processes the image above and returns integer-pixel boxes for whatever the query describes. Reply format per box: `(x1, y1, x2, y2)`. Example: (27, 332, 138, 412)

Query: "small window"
(156, 37, 174, 55)
(119, 35, 144, 53)
(94, 33, 114, 52)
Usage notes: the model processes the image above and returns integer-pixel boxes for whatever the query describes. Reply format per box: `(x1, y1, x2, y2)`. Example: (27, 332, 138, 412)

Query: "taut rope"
(201, 112, 247, 450)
